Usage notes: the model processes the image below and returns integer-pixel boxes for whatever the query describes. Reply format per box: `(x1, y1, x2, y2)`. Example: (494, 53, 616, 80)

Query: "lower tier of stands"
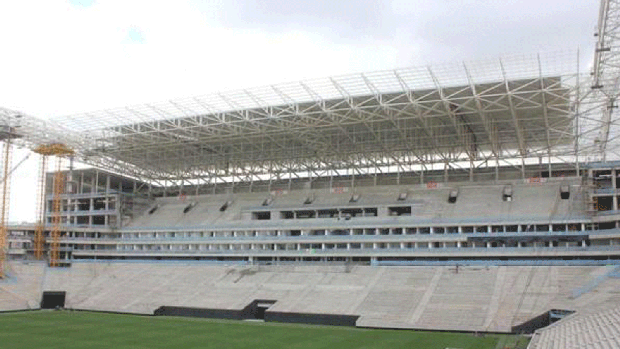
(2, 261, 620, 335)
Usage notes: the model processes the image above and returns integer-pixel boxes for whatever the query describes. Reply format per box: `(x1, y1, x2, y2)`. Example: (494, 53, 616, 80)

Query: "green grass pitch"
(0, 311, 529, 349)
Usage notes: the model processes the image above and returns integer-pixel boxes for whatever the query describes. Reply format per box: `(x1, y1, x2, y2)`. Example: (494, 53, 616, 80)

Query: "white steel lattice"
(43, 51, 584, 185)
(581, 0, 620, 162)
(0, 39, 618, 187)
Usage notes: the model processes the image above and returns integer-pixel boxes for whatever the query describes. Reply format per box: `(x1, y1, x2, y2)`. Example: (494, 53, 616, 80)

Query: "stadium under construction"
(3, 1, 620, 348)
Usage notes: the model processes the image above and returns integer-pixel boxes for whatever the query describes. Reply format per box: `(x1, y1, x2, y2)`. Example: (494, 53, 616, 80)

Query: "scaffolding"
(0, 138, 11, 278)
(49, 159, 64, 267)
(33, 144, 74, 267)
(34, 154, 47, 260)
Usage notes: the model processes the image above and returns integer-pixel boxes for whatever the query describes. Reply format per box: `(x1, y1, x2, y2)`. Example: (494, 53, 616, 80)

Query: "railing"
(118, 214, 590, 232)
(571, 265, 620, 299)
(71, 245, 620, 255)
(59, 228, 619, 244)
(593, 187, 617, 195)
(44, 209, 118, 216)
(374, 259, 620, 267)
(45, 191, 123, 199)
(594, 209, 620, 216)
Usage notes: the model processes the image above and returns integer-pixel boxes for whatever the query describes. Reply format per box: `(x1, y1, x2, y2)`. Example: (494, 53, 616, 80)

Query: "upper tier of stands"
(127, 178, 585, 229)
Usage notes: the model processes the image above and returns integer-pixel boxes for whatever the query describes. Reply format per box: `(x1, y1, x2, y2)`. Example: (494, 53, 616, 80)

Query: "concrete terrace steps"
(0, 262, 45, 310)
(125, 180, 585, 229)
(529, 307, 620, 349)
(3, 262, 620, 334)
(414, 267, 497, 331)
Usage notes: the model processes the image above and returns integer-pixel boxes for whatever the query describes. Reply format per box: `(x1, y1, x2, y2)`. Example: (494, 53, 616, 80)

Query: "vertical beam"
(499, 59, 527, 157)
(575, 49, 581, 174)
(0, 139, 11, 278)
(34, 155, 47, 260)
(50, 157, 64, 268)
(463, 63, 499, 157)
(105, 174, 110, 195)
(537, 55, 553, 157)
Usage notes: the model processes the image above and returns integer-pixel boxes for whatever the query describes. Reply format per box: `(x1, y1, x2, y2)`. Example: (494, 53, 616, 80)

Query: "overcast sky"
(0, 0, 602, 222)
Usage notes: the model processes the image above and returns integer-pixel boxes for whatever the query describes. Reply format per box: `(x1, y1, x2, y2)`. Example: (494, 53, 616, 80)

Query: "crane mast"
(33, 144, 74, 268)
(0, 138, 10, 278)
(34, 155, 47, 260)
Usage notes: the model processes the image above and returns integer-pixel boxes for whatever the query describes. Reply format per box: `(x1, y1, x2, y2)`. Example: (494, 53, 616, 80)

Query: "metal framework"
(0, 1, 618, 193)
(40, 52, 580, 186)
(34, 154, 47, 260)
(588, 0, 620, 161)
(49, 158, 64, 267)
(0, 139, 11, 278)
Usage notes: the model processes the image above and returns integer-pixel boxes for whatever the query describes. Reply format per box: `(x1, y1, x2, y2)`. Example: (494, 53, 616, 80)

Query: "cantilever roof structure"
(41, 51, 584, 184)
(2, 2, 620, 189)
(3, 49, 618, 186)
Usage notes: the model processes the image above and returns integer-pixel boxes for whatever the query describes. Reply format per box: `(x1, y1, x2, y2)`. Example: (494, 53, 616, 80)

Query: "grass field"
(0, 311, 529, 349)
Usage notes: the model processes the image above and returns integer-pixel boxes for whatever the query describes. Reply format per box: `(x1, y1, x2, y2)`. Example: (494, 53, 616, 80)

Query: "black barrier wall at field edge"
(154, 305, 359, 327)
(154, 306, 242, 320)
(265, 311, 359, 327)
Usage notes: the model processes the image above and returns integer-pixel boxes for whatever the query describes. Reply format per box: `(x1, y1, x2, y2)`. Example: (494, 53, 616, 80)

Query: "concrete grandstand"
(2, 1, 620, 348)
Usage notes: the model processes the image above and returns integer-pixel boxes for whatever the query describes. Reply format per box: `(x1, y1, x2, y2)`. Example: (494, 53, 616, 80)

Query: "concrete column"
(614, 168, 618, 190)
(80, 172, 85, 194)
(105, 175, 110, 196)
(457, 241, 462, 248)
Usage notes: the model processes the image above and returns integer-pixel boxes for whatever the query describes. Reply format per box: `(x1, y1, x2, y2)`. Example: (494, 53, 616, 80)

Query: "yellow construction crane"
(0, 137, 12, 278)
(34, 154, 47, 260)
(33, 143, 74, 268)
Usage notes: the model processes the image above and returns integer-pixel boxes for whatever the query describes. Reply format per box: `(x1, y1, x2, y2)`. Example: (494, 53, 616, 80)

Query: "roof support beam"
(500, 59, 527, 156)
